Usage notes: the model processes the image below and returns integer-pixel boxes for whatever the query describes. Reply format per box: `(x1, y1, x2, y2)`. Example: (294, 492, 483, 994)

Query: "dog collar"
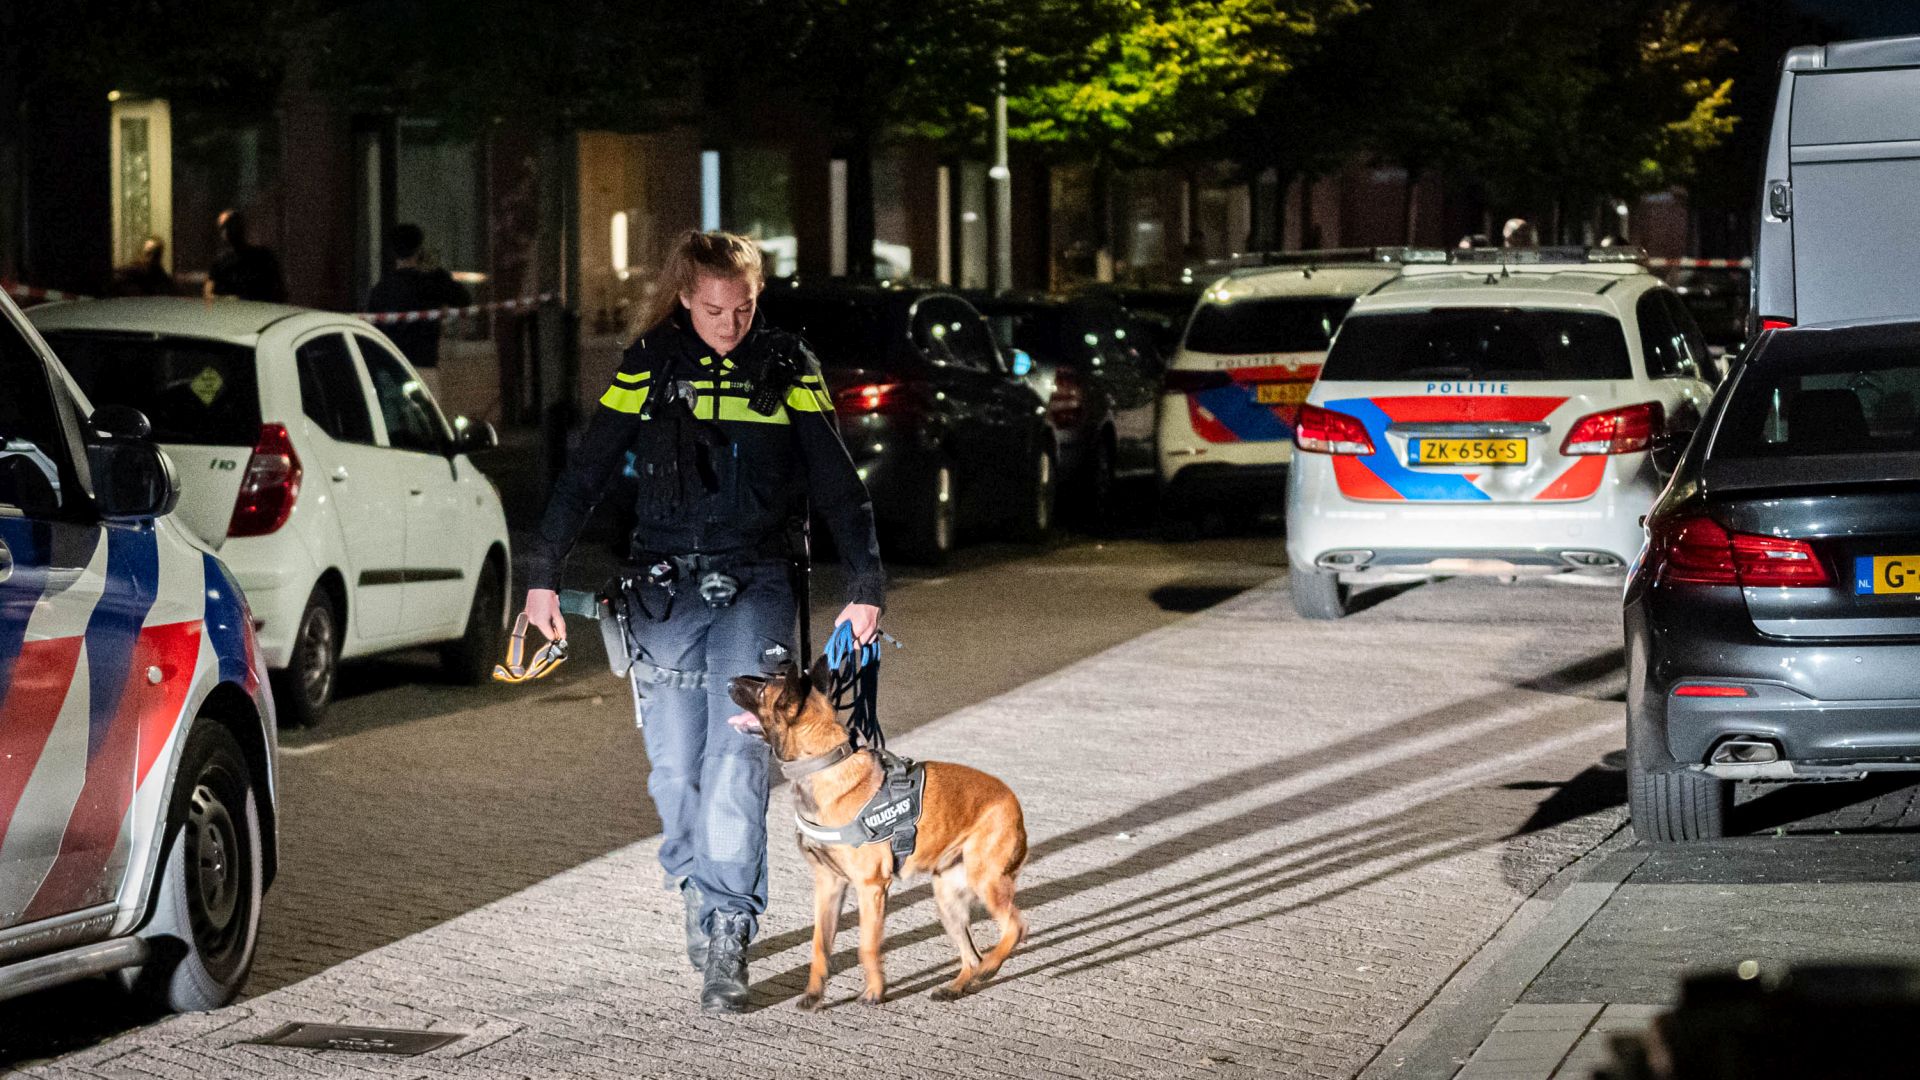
(780, 742, 858, 780)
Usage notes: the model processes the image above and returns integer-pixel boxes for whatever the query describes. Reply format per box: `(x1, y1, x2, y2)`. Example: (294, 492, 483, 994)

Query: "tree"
(1465, 0, 1737, 240)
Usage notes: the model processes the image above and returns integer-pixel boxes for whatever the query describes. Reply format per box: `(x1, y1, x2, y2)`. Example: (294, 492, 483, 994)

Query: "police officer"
(522, 229, 884, 1012)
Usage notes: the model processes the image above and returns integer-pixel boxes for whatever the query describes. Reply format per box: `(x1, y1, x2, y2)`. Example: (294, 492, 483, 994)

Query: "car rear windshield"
(41, 331, 260, 445)
(1320, 308, 1633, 381)
(1714, 340, 1920, 458)
(1183, 297, 1353, 355)
(756, 296, 898, 372)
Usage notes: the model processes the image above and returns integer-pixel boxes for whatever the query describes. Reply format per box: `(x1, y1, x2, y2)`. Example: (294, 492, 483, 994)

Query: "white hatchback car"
(29, 298, 511, 723)
(1285, 250, 1719, 618)
(1158, 260, 1400, 516)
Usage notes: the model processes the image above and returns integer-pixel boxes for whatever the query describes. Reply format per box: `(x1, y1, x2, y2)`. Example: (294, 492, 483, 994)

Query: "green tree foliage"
(1007, 0, 1360, 167)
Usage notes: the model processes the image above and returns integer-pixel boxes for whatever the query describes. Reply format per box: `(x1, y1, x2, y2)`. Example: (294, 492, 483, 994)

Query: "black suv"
(757, 281, 1055, 564)
(971, 292, 1165, 527)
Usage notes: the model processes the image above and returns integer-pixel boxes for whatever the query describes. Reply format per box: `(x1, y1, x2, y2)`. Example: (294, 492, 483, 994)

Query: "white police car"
(29, 299, 511, 725)
(1, 290, 276, 1011)
(1157, 256, 1402, 516)
(1285, 249, 1719, 618)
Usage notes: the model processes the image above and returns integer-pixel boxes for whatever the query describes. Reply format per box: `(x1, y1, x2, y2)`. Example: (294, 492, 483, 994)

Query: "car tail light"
(1293, 403, 1375, 456)
(1048, 367, 1086, 428)
(228, 422, 301, 538)
(1673, 684, 1754, 698)
(833, 382, 904, 414)
(1656, 514, 1831, 587)
(1163, 369, 1232, 393)
(1760, 318, 1794, 331)
(1560, 401, 1664, 455)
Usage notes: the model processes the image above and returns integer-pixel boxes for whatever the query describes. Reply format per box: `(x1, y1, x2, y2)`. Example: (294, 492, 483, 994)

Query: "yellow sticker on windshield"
(190, 366, 225, 406)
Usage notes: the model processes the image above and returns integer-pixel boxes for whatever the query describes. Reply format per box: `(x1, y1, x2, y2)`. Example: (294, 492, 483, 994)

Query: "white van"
(1754, 34, 1920, 330)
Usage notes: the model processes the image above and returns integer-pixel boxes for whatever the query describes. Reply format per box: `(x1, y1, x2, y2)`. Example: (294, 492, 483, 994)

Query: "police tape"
(1645, 257, 1752, 269)
(354, 293, 555, 325)
(3, 281, 94, 303)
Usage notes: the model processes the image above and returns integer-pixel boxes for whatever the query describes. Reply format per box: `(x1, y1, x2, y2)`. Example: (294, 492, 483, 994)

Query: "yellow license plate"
(1409, 438, 1528, 466)
(1255, 383, 1310, 406)
(1855, 555, 1920, 595)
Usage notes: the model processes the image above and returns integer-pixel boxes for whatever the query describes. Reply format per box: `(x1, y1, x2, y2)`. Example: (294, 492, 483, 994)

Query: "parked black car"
(1626, 320, 1920, 841)
(969, 292, 1165, 526)
(756, 281, 1055, 564)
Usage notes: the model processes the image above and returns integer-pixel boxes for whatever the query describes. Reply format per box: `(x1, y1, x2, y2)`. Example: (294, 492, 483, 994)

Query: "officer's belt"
(791, 747, 925, 869)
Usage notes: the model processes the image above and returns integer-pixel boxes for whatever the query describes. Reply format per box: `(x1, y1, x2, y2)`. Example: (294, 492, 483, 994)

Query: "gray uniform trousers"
(626, 559, 794, 941)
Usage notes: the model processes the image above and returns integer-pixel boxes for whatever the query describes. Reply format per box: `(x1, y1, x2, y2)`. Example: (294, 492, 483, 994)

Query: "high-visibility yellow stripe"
(601, 384, 649, 414)
(713, 396, 792, 424)
(786, 385, 834, 413)
(614, 369, 649, 385)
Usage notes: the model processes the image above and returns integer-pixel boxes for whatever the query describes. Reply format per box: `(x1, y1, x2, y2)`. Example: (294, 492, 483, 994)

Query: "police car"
(1285, 249, 1719, 618)
(29, 299, 511, 725)
(1157, 255, 1404, 516)
(1, 290, 276, 1010)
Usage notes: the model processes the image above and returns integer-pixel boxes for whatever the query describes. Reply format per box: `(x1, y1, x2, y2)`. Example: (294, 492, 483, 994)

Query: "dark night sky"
(1794, 0, 1920, 38)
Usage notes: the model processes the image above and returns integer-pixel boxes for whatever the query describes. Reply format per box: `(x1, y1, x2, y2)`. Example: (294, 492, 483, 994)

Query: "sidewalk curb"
(1357, 823, 1647, 1079)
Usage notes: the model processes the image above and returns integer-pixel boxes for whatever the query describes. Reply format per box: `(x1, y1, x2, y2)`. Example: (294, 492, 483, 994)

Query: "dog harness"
(786, 746, 925, 868)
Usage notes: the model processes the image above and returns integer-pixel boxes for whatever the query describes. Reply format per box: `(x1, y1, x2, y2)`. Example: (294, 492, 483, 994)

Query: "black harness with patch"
(782, 744, 925, 869)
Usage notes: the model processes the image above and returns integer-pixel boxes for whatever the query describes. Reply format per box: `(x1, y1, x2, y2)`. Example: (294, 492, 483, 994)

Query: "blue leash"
(823, 622, 901, 751)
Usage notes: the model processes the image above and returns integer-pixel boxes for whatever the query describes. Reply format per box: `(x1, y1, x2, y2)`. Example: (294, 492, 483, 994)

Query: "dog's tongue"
(726, 711, 765, 737)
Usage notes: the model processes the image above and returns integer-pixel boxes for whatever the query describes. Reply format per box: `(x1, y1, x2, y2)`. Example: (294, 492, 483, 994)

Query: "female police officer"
(522, 229, 884, 1012)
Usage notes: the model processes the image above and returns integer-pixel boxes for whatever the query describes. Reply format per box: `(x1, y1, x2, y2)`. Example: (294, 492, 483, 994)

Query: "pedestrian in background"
(205, 209, 286, 303)
(521, 229, 886, 1012)
(110, 236, 178, 297)
(366, 223, 471, 400)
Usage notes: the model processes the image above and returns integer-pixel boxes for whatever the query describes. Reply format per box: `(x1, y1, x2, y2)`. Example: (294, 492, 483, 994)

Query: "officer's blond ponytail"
(632, 229, 765, 340)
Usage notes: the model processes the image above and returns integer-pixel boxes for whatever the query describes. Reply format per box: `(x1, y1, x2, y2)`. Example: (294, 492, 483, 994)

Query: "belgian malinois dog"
(729, 658, 1028, 1009)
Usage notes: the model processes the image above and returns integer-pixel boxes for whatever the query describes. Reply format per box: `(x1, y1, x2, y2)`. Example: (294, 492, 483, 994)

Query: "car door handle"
(331, 466, 349, 484)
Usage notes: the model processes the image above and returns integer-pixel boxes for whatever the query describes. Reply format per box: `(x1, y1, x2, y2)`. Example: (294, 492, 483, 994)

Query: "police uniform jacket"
(526, 311, 886, 608)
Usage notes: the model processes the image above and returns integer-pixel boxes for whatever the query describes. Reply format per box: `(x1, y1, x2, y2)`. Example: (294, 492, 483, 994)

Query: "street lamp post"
(990, 53, 1013, 295)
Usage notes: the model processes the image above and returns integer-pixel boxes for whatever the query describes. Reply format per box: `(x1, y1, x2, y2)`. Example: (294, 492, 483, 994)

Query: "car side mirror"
(86, 417, 180, 523)
(1651, 430, 1691, 475)
(452, 416, 498, 454)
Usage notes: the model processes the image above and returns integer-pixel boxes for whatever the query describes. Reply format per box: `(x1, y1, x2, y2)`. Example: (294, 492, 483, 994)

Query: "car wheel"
(895, 459, 957, 566)
(120, 722, 264, 1012)
(272, 587, 338, 727)
(441, 558, 505, 685)
(1627, 706, 1730, 841)
(1009, 446, 1056, 543)
(1290, 567, 1351, 620)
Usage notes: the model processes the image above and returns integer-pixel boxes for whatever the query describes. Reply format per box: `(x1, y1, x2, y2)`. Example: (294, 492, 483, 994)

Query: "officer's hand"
(835, 603, 881, 646)
(524, 589, 566, 643)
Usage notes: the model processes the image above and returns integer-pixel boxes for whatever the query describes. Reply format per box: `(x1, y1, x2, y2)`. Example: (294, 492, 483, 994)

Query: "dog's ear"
(774, 661, 807, 713)
(807, 654, 833, 698)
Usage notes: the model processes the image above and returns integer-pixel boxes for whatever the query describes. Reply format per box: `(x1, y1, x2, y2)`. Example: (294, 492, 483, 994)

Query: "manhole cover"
(248, 1023, 465, 1055)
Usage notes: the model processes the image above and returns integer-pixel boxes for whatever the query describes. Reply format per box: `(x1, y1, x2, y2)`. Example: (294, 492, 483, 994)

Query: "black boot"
(700, 911, 752, 1013)
(680, 880, 707, 971)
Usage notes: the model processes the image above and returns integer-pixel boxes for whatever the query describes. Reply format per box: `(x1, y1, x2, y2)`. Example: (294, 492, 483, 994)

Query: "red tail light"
(1293, 403, 1375, 456)
(1656, 514, 1831, 587)
(1760, 318, 1794, 331)
(1673, 684, 1754, 698)
(1163, 369, 1232, 393)
(832, 382, 904, 414)
(228, 423, 301, 537)
(1561, 401, 1664, 455)
(1048, 367, 1086, 428)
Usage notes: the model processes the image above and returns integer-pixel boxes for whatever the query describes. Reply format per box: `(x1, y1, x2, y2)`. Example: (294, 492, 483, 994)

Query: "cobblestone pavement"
(25, 576, 1630, 1079)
